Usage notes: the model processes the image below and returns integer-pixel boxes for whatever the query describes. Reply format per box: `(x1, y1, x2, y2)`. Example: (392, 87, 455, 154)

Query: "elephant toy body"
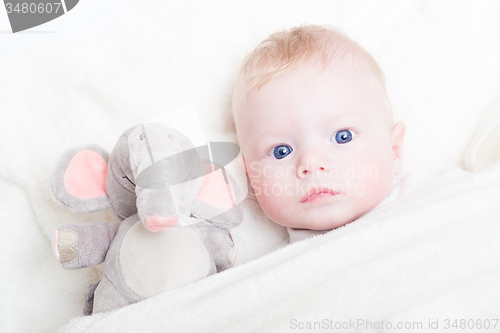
(50, 123, 242, 314)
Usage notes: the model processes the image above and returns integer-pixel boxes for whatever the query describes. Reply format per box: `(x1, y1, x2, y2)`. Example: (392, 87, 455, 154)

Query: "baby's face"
(236, 60, 405, 230)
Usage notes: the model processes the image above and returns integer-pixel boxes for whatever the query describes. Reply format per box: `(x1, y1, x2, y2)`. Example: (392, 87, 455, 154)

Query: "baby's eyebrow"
(249, 113, 366, 152)
(249, 133, 283, 154)
(252, 133, 273, 145)
(257, 132, 280, 141)
(322, 112, 366, 127)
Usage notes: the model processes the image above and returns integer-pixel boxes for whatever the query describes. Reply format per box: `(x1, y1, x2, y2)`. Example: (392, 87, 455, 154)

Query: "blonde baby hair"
(232, 24, 389, 122)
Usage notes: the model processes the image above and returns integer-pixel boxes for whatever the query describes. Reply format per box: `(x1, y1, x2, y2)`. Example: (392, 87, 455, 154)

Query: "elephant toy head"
(50, 123, 243, 232)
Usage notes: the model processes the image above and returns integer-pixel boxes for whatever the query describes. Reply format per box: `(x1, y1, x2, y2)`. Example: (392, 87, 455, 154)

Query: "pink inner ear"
(196, 163, 234, 208)
(64, 150, 108, 199)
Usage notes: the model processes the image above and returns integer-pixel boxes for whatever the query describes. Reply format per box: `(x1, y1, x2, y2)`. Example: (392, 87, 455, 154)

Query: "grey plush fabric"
(83, 282, 100, 316)
(50, 123, 244, 315)
(196, 223, 235, 272)
(92, 214, 145, 313)
(58, 222, 120, 270)
(191, 199, 243, 229)
(106, 127, 138, 221)
(129, 124, 204, 224)
(50, 144, 111, 213)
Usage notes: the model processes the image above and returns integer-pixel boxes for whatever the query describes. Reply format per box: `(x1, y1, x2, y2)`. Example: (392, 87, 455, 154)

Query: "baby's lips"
(145, 215, 178, 232)
(300, 187, 338, 203)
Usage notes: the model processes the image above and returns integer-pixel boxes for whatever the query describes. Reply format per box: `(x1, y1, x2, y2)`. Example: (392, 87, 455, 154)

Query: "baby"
(231, 24, 466, 243)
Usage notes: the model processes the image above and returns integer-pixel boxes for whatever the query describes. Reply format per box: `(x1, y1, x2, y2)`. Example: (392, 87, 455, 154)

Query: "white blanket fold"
(56, 161, 500, 333)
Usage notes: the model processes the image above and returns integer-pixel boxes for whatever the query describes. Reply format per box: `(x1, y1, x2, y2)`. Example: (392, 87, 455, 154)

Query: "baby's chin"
(273, 215, 357, 231)
(262, 192, 389, 231)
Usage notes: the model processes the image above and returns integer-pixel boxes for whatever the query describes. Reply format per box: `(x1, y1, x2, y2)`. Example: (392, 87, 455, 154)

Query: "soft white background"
(1, 0, 498, 174)
(0, 1, 499, 332)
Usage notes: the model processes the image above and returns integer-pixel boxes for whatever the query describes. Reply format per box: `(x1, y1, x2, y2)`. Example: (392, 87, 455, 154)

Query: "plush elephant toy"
(50, 123, 243, 315)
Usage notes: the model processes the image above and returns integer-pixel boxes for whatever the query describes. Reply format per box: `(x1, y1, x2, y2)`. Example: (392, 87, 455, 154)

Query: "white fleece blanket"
(55, 161, 500, 333)
(1, 1, 500, 332)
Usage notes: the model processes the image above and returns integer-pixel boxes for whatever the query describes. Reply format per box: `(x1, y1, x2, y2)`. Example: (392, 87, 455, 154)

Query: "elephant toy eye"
(140, 133, 144, 141)
(122, 175, 134, 185)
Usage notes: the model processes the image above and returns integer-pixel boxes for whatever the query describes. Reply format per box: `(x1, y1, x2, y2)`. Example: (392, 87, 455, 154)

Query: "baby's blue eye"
(271, 145, 292, 159)
(332, 129, 355, 144)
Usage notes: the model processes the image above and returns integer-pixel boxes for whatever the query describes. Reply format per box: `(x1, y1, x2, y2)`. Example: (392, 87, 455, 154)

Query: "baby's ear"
(50, 144, 112, 213)
(391, 121, 406, 175)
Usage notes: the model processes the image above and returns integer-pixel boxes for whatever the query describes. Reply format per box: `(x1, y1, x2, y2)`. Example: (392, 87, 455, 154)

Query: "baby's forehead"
(242, 86, 392, 137)
(235, 57, 394, 146)
(253, 55, 384, 97)
(251, 60, 390, 112)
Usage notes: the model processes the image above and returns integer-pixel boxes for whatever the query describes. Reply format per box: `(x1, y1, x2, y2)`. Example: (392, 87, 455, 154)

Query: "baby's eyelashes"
(331, 129, 356, 144)
(268, 144, 293, 159)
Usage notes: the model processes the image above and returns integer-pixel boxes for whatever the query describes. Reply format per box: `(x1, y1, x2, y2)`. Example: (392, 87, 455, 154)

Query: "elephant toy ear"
(50, 144, 112, 213)
(191, 161, 244, 229)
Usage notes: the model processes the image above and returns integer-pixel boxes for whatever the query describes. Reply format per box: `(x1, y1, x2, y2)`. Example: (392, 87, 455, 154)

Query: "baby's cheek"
(247, 170, 289, 221)
(254, 185, 294, 226)
(349, 153, 393, 199)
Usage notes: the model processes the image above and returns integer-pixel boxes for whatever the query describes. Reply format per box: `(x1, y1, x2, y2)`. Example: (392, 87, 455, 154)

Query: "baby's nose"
(296, 150, 330, 177)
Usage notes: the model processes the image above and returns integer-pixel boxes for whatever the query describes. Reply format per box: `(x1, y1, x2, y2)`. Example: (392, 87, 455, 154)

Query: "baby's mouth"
(300, 188, 338, 203)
